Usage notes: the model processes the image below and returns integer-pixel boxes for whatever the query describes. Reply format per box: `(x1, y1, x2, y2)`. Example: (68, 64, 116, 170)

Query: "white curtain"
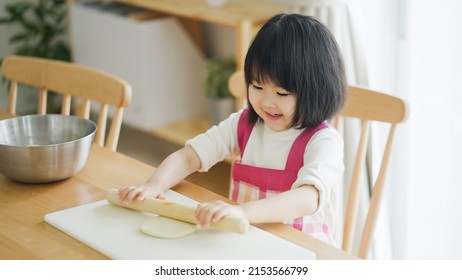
(398, 0, 462, 259)
(284, 0, 394, 258)
(286, 0, 368, 85)
(325, 0, 462, 259)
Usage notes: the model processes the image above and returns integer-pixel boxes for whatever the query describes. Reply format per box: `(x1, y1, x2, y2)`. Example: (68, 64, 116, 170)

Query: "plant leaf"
(50, 41, 72, 62)
(0, 0, 71, 74)
(52, 0, 66, 6)
(6, 2, 33, 16)
(9, 33, 29, 44)
(0, 17, 13, 24)
(33, 5, 45, 22)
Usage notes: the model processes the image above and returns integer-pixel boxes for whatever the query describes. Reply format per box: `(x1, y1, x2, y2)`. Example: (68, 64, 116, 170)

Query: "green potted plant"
(0, 0, 71, 113)
(0, 0, 71, 62)
(203, 57, 236, 125)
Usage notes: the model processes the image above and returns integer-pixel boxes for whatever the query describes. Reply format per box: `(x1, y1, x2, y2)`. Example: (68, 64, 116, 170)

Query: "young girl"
(118, 14, 346, 246)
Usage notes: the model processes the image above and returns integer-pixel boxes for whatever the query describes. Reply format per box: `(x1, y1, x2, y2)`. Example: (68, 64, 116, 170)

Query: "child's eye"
(252, 83, 263, 90)
(277, 92, 290, 97)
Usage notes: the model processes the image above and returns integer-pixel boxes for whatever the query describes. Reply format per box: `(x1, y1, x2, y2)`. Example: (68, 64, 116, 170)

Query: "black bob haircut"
(244, 13, 347, 129)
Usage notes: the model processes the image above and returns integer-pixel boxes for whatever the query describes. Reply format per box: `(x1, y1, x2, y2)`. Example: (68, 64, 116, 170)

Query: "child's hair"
(244, 13, 347, 128)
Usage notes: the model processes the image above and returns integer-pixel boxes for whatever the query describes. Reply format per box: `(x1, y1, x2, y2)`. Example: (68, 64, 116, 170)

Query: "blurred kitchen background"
(1, 0, 462, 260)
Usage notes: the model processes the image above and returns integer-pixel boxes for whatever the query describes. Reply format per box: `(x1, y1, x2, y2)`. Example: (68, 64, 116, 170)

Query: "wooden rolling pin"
(106, 188, 249, 234)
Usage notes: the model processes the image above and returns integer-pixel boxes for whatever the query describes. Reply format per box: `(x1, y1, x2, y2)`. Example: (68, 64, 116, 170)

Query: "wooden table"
(0, 145, 355, 260)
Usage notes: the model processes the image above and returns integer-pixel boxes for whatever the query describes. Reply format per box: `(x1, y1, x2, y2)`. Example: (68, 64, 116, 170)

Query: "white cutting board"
(44, 190, 316, 260)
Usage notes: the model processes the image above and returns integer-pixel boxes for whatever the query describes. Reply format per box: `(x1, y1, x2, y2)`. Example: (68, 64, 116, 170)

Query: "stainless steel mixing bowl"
(0, 114, 97, 183)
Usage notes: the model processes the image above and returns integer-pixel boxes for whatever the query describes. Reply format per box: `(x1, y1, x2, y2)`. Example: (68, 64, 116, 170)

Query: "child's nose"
(262, 92, 276, 107)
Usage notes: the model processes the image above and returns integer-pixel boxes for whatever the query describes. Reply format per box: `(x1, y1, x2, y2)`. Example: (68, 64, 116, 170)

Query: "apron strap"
(285, 121, 329, 171)
(237, 108, 254, 157)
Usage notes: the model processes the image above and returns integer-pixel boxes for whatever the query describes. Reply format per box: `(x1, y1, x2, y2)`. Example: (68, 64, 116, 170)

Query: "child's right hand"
(195, 200, 246, 229)
(117, 185, 165, 204)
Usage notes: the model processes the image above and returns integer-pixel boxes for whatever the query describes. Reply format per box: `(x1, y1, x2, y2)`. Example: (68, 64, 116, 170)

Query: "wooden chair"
(228, 71, 410, 259)
(0, 55, 132, 151)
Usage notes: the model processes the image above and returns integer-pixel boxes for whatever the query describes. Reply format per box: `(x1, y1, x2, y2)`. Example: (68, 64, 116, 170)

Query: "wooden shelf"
(149, 115, 211, 147)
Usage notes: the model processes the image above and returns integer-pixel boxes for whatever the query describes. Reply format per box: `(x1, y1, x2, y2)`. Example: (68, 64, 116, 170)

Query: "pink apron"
(230, 109, 335, 245)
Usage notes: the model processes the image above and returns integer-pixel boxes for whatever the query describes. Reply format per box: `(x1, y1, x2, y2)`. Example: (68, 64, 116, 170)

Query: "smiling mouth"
(265, 111, 282, 120)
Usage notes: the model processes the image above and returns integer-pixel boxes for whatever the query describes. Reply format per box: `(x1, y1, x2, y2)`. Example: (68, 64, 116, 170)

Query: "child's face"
(248, 79, 296, 131)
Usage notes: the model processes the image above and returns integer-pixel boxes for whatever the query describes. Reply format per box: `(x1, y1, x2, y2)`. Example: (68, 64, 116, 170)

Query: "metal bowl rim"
(0, 114, 97, 149)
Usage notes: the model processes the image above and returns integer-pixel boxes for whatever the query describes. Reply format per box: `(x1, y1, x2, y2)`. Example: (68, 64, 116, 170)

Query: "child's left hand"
(195, 200, 245, 229)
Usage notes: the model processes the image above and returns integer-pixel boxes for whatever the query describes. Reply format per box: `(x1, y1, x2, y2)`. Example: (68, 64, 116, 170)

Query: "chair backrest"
(1, 55, 132, 151)
(228, 71, 410, 259)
